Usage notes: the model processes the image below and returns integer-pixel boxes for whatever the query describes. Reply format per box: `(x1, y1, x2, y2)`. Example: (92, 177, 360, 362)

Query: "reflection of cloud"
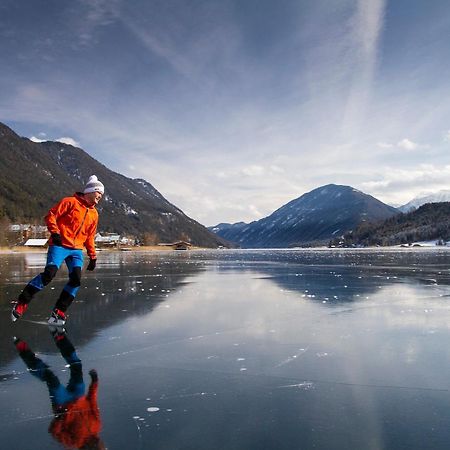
(352, 284, 450, 332)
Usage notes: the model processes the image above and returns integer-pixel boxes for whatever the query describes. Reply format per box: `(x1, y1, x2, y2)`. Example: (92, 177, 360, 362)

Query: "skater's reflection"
(14, 329, 105, 450)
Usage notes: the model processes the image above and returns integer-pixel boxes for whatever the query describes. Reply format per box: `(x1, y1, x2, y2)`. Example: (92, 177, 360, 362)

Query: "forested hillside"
(331, 202, 450, 247)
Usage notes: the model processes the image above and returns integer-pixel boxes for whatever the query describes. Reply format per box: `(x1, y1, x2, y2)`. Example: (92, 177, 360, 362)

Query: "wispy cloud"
(377, 138, 429, 151)
(340, 0, 387, 136)
(377, 142, 394, 149)
(444, 130, 450, 142)
(240, 165, 265, 177)
(119, 2, 239, 84)
(75, 0, 122, 45)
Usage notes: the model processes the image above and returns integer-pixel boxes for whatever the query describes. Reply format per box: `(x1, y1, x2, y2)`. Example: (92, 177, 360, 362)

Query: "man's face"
(85, 191, 103, 206)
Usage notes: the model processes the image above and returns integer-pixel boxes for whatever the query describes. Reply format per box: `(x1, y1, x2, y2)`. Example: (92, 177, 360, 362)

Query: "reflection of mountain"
(0, 252, 206, 368)
(187, 249, 450, 304)
(253, 262, 446, 304)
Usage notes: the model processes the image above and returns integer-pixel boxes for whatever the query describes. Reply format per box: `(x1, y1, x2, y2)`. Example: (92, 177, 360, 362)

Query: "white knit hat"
(83, 175, 104, 195)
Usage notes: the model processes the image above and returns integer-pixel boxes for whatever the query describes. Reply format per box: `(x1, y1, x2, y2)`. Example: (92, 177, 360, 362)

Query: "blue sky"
(1, 0, 450, 226)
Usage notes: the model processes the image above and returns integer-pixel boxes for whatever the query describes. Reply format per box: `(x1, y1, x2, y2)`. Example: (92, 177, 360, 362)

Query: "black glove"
(89, 369, 98, 382)
(86, 258, 97, 271)
(51, 233, 62, 246)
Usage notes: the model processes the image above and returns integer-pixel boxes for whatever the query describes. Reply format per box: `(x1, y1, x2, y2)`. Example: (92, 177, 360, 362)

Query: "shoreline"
(1, 244, 450, 254)
(0, 245, 206, 254)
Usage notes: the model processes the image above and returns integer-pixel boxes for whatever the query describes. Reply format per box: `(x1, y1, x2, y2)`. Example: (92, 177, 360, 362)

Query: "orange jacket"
(49, 381, 102, 449)
(45, 193, 98, 259)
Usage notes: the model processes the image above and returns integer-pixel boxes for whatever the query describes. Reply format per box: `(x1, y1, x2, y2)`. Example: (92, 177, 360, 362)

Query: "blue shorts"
(29, 246, 84, 296)
(45, 245, 84, 271)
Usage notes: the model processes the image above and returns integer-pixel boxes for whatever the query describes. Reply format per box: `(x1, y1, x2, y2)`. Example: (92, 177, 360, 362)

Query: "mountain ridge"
(399, 190, 450, 213)
(333, 202, 450, 247)
(209, 184, 399, 248)
(0, 122, 227, 247)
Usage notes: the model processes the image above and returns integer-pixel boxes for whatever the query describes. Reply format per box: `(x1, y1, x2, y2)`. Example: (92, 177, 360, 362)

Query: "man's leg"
(49, 250, 84, 324)
(12, 246, 65, 321)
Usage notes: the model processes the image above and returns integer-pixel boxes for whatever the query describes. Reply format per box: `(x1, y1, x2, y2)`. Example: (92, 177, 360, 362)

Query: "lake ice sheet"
(1, 249, 450, 449)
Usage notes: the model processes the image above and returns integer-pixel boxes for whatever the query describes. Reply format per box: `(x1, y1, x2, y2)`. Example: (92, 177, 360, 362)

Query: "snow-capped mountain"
(209, 184, 399, 248)
(399, 190, 450, 213)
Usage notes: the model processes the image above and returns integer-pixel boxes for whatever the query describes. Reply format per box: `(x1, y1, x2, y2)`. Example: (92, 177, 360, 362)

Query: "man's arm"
(44, 197, 73, 234)
(84, 213, 98, 261)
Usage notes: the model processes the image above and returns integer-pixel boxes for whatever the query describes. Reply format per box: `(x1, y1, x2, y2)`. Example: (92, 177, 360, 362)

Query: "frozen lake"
(1, 248, 450, 449)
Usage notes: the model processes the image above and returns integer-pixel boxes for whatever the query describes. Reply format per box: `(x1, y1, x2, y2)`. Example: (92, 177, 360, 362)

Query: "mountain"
(0, 122, 227, 247)
(208, 222, 248, 243)
(399, 190, 450, 213)
(209, 184, 399, 248)
(334, 202, 450, 247)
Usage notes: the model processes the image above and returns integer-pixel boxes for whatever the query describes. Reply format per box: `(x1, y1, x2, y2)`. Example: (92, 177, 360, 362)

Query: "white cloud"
(29, 134, 79, 147)
(397, 138, 418, 150)
(56, 137, 80, 147)
(30, 136, 47, 143)
(361, 164, 450, 205)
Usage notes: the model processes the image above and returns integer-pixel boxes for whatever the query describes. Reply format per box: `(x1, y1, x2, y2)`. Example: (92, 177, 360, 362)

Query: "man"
(11, 175, 104, 326)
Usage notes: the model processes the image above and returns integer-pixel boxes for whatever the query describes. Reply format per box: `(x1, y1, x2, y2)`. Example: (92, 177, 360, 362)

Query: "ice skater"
(11, 175, 104, 326)
(14, 330, 104, 449)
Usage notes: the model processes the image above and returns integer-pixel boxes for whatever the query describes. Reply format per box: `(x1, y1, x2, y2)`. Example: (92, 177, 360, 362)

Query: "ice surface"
(2, 249, 450, 449)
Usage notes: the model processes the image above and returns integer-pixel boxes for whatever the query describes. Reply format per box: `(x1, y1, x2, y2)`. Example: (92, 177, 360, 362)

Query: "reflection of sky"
(117, 268, 450, 388)
(24, 253, 47, 269)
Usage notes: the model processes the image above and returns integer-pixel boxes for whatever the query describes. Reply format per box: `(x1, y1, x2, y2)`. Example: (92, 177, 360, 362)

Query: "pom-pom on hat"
(84, 175, 104, 195)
